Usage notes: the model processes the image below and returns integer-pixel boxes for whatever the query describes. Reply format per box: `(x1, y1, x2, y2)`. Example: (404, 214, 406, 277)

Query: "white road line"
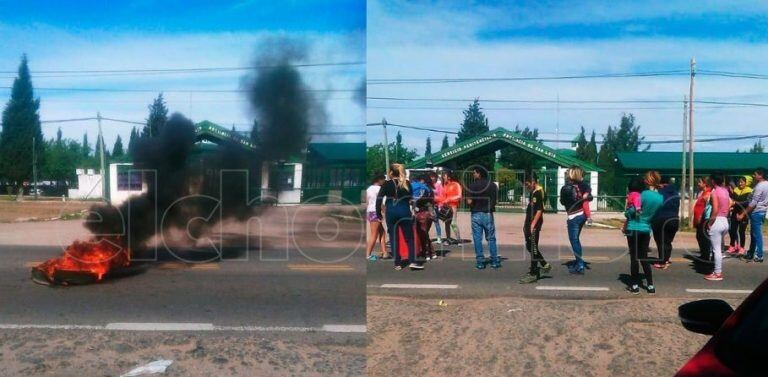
(0, 323, 366, 333)
(379, 283, 459, 289)
(536, 286, 610, 291)
(322, 324, 367, 333)
(685, 288, 753, 294)
(106, 322, 215, 331)
(0, 324, 102, 330)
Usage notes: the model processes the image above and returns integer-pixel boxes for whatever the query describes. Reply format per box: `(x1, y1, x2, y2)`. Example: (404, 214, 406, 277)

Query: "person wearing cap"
(739, 167, 768, 263)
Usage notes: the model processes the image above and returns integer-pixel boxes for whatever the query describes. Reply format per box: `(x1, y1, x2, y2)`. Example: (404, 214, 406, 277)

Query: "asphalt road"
(0, 244, 365, 330)
(367, 243, 767, 299)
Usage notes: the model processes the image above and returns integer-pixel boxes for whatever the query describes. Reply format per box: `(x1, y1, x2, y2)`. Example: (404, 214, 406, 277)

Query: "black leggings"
(524, 222, 546, 275)
(627, 231, 653, 286)
(696, 222, 712, 261)
(729, 216, 748, 248)
(652, 218, 679, 263)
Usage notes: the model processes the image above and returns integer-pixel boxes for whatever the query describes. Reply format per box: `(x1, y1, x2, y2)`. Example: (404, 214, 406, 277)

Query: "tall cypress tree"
(82, 133, 91, 159)
(143, 93, 168, 138)
(0, 55, 44, 199)
(425, 136, 432, 157)
(112, 135, 124, 158)
(127, 126, 138, 158)
(455, 99, 493, 170)
(441, 134, 450, 151)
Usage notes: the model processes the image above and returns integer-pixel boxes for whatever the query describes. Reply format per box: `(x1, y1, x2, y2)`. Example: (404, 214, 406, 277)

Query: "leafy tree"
(575, 126, 598, 165)
(56, 127, 62, 144)
(455, 99, 494, 170)
(112, 135, 124, 158)
(498, 125, 540, 172)
(597, 113, 648, 195)
(142, 93, 168, 138)
(0, 55, 44, 199)
(41, 137, 83, 186)
(441, 134, 450, 151)
(366, 141, 418, 180)
(750, 140, 764, 153)
(425, 136, 432, 157)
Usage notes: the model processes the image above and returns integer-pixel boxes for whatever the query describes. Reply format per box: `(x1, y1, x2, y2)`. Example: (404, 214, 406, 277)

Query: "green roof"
(308, 142, 365, 162)
(617, 152, 768, 172)
(409, 127, 603, 172)
(195, 120, 256, 151)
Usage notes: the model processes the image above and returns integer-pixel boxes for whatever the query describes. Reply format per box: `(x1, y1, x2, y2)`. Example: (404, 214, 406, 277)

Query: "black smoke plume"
(84, 40, 320, 252)
(85, 113, 251, 249)
(244, 38, 326, 161)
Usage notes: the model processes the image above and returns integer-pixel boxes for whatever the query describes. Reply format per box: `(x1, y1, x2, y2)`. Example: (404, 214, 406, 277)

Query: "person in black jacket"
(651, 176, 680, 269)
(465, 167, 499, 269)
(376, 163, 420, 270)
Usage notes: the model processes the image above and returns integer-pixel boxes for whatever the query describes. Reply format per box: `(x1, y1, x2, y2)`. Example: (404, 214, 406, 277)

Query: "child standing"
(622, 177, 645, 236)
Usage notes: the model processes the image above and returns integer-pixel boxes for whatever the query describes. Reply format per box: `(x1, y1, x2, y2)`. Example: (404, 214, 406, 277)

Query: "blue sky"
(368, 0, 768, 153)
(0, 0, 365, 33)
(0, 1, 365, 149)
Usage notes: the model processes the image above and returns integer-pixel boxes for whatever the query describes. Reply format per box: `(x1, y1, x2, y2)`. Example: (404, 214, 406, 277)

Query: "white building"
(67, 169, 103, 199)
(109, 163, 147, 206)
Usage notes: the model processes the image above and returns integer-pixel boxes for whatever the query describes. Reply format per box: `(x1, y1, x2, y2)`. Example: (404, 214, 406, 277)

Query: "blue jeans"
(471, 212, 498, 263)
(433, 207, 442, 238)
(750, 211, 765, 258)
(567, 214, 587, 270)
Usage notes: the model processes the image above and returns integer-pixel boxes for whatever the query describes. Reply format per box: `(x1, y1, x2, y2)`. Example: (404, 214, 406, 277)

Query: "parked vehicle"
(676, 278, 768, 376)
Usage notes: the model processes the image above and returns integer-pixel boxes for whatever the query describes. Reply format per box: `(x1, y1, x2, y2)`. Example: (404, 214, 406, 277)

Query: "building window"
(117, 171, 142, 191)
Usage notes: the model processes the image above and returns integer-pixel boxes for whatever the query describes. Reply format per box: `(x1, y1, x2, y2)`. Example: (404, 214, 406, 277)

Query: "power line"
(368, 70, 688, 85)
(367, 96, 768, 107)
(365, 122, 768, 145)
(367, 105, 747, 111)
(0, 86, 356, 94)
(0, 61, 365, 76)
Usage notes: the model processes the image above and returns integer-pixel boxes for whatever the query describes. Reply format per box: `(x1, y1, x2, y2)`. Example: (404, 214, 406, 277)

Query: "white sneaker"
(409, 263, 424, 270)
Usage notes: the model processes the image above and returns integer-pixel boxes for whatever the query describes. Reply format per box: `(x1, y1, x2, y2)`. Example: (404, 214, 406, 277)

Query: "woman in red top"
(693, 177, 712, 261)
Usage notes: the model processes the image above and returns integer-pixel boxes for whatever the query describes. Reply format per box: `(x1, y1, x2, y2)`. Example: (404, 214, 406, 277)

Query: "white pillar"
(293, 163, 303, 190)
(556, 166, 567, 212)
(589, 171, 599, 212)
(260, 162, 270, 201)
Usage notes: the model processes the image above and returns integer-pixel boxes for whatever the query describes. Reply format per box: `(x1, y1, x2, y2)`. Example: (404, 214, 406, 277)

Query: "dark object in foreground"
(31, 268, 98, 286)
(676, 277, 768, 376)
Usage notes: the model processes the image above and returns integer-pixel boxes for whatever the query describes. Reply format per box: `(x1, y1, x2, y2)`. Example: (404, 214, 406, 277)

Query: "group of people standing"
(692, 168, 767, 281)
(364, 163, 767, 293)
(364, 164, 464, 270)
(364, 163, 594, 284)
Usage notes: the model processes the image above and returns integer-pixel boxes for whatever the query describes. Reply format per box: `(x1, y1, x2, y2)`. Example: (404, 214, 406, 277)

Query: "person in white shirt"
(366, 175, 389, 260)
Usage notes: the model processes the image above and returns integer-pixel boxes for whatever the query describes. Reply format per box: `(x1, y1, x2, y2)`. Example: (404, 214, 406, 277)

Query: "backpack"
(559, 183, 580, 211)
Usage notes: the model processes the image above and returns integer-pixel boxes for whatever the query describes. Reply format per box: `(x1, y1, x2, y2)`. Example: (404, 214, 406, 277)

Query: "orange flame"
(32, 238, 130, 285)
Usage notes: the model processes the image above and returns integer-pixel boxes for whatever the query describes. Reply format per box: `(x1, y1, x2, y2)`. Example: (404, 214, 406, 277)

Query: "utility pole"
(688, 58, 696, 229)
(382, 118, 390, 178)
(556, 93, 560, 150)
(32, 136, 38, 199)
(680, 96, 687, 219)
(97, 112, 107, 203)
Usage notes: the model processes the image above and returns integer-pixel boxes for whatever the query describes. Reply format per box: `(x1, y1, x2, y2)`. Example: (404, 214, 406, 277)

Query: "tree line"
(367, 98, 739, 195)
(0, 55, 170, 198)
